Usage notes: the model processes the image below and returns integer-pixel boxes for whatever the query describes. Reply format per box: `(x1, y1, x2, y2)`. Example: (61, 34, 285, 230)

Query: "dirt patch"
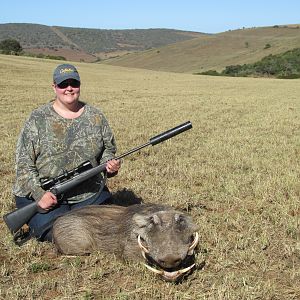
(25, 48, 98, 63)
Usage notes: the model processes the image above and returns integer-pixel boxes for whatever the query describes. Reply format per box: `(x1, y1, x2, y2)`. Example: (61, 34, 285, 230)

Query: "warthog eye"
(174, 214, 187, 229)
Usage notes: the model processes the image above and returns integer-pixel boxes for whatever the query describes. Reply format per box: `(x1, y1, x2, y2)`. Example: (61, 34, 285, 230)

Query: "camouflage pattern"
(13, 101, 117, 203)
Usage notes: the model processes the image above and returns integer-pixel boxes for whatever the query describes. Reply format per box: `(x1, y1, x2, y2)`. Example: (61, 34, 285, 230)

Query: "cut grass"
(0, 54, 300, 299)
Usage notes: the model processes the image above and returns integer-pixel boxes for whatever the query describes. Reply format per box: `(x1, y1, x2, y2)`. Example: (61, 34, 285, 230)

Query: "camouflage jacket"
(13, 101, 117, 203)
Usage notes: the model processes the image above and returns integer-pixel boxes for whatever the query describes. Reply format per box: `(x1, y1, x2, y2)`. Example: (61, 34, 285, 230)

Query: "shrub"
(198, 70, 220, 76)
(0, 39, 22, 53)
(222, 65, 243, 76)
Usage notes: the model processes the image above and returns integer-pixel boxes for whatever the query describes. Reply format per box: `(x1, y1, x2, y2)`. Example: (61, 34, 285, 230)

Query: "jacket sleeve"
(14, 116, 45, 201)
(99, 114, 117, 165)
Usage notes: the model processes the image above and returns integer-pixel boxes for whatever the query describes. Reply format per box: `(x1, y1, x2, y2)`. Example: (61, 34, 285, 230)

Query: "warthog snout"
(157, 254, 182, 269)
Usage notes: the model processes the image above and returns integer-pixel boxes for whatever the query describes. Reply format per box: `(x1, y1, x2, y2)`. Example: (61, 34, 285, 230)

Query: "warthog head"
(131, 208, 199, 282)
(52, 204, 199, 282)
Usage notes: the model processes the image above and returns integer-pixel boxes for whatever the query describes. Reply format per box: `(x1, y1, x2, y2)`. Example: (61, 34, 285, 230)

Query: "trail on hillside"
(50, 26, 82, 50)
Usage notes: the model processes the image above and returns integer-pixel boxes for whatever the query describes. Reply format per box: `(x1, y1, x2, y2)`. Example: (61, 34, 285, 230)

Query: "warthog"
(52, 203, 199, 281)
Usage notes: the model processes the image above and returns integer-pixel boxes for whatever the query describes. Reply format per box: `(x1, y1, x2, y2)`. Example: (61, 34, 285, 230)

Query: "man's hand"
(106, 159, 121, 175)
(38, 191, 58, 211)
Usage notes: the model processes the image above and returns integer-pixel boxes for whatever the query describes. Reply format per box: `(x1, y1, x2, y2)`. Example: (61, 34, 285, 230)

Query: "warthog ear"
(132, 213, 161, 228)
(151, 214, 161, 225)
(175, 213, 199, 232)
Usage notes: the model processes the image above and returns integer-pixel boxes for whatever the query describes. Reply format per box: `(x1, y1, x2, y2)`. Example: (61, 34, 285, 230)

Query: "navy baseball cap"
(53, 64, 80, 84)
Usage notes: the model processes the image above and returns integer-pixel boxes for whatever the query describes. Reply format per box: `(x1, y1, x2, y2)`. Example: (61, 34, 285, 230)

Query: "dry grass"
(0, 54, 300, 299)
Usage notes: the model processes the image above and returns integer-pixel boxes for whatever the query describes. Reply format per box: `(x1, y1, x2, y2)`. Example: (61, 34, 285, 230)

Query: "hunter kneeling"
(10, 64, 120, 242)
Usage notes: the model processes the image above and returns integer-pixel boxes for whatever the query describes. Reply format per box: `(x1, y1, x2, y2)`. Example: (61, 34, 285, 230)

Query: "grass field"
(0, 54, 300, 299)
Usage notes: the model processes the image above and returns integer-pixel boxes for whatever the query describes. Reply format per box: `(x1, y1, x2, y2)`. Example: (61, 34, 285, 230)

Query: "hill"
(102, 25, 300, 73)
(2, 23, 300, 73)
(0, 23, 205, 62)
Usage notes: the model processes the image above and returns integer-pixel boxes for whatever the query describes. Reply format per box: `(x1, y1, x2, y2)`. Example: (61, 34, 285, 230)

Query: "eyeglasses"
(56, 79, 80, 89)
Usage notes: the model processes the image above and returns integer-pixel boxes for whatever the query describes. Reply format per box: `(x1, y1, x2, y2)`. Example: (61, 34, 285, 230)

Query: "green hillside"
(103, 25, 300, 73)
(0, 23, 204, 56)
(0, 23, 69, 49)
(55, 27, 204, 53)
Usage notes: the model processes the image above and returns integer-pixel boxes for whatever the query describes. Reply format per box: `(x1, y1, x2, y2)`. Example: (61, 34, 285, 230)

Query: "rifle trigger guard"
(57, 194, 64, 201)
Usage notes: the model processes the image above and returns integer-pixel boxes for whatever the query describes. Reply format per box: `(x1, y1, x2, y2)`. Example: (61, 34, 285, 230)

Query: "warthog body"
(53, 203, 199, 281)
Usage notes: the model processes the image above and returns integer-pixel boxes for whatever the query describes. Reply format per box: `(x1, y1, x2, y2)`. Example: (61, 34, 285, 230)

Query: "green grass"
(0, 54, 300, 299)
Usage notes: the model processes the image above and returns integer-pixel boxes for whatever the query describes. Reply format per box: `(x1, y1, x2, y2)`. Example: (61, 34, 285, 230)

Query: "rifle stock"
(3, 121, 192, 234)
(3, 202, 38, 234)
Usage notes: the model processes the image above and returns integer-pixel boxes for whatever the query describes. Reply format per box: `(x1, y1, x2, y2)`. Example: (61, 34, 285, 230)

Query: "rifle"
(3, 121, 192, 234)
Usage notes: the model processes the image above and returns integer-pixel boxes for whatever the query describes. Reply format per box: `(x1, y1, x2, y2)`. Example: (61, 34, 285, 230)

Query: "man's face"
(53, 79, 81, 105)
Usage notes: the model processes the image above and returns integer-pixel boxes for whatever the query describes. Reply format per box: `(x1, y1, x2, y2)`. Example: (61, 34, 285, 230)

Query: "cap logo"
(60, 68, 77, 74)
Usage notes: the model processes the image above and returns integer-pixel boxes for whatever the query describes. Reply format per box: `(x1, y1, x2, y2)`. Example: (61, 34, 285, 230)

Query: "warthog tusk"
(143, 263, 163, 275)
(178, 263, 195, 274)
(143, 263, 196, 281)
(188, 232, 199, 255)
(138, 235, 149, 254)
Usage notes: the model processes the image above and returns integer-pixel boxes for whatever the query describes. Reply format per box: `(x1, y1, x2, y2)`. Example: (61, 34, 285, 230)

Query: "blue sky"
(1, 0, 300, 33)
